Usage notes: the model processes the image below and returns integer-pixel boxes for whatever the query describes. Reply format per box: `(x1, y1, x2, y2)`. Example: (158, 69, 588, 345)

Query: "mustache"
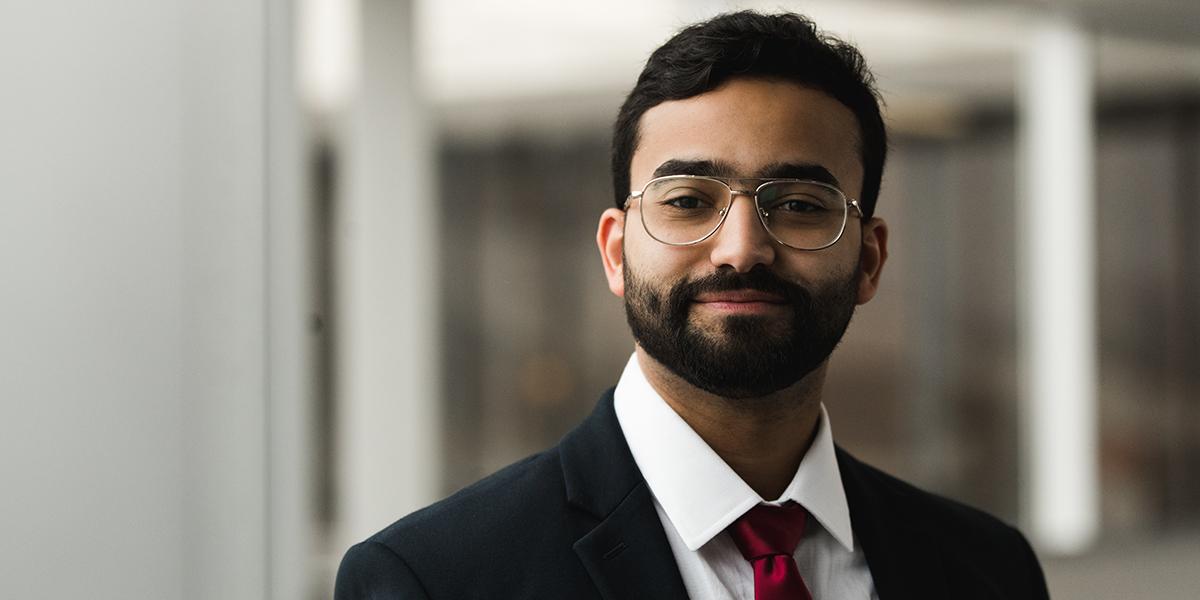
(674, 266, 811, 306)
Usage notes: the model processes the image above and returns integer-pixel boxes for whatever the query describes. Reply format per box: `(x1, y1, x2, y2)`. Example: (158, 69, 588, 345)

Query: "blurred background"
(1, 0, 1197, 598)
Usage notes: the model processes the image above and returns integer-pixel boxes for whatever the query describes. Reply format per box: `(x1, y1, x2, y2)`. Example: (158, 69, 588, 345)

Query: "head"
(611, 11, 887, 220)
(597, 11, 889, 399)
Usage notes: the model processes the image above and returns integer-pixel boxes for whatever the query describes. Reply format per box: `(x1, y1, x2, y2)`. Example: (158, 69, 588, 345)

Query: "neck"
(635, 346, 825, 501)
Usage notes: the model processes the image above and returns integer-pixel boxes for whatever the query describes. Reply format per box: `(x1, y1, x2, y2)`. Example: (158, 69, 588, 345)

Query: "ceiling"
(410, 0, 1200, 137)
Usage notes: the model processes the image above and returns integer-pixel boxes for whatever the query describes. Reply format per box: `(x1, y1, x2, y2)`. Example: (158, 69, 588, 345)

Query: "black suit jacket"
(336, 390, 1050, 599)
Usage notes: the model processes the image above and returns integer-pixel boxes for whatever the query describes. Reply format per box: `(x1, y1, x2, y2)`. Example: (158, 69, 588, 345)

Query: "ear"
(597, 208, 626, 297)
(855, 217, 888, 305)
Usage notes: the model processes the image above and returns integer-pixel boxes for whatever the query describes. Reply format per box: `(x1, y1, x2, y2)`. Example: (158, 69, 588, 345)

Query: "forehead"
(630, 78, 863, 195)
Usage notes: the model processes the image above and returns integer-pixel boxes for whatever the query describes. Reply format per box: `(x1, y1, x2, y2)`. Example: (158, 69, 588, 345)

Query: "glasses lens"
(756, 181, 847, 249)
(640, 177, 731, 244)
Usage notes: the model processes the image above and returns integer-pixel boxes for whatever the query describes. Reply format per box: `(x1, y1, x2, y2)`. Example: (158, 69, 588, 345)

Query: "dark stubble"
(623, 258, 860, 399)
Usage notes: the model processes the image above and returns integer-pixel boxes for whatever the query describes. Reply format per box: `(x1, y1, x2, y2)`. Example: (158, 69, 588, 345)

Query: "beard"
(623, 258, 859, 399)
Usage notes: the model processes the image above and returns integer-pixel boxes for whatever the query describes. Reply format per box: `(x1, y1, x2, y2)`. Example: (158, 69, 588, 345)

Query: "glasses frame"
(624, 175, 864, 251)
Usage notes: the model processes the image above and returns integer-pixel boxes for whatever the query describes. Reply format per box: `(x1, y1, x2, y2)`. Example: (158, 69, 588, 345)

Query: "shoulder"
(838, 449, 1050, 599)
(373, 450, 566, 546)
(335, 539, 429, 599)
(335, 448, 596, 599)
(841, 449, 1018, 539)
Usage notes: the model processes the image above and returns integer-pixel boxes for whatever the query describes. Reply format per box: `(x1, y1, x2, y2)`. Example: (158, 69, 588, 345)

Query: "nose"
(708, 192, 776, 272)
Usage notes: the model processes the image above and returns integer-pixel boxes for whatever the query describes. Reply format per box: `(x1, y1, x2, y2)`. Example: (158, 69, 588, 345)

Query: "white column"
(266, 0, 315, 598)
(1017, 14, 1099, 555)
(178, 1, 270, 595)
(337, 0, 442, 545)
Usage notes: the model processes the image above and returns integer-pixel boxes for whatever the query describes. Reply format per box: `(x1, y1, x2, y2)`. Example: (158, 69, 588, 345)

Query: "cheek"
(775, 246, 861, 288)
(823, 225, 866, 269)
(625, 230, 692, 273)
(648, 250, 712, 285)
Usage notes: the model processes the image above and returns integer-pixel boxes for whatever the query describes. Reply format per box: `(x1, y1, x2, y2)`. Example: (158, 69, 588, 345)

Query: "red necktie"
(728, 503, 813, 600)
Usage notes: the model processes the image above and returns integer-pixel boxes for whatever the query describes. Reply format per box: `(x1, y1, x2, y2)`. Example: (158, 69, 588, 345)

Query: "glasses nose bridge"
(724, 181, 759, 201)
(715, 182, 770, 236)
(720, 180, 769, 216)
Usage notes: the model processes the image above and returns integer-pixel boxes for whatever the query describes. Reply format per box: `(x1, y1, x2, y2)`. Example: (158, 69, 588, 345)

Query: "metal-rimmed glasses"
(624, 175, 863, 251)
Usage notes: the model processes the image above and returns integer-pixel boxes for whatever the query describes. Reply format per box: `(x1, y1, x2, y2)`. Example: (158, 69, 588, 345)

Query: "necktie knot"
(727, 503, 813, 600)
(729, 502, 809, 561)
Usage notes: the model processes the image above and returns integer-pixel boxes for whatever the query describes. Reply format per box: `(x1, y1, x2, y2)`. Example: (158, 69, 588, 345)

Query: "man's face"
(600, 77, 885, 398)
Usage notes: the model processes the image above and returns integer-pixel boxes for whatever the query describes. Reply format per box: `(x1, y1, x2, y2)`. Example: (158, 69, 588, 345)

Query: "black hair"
(611, 11, 887, 218)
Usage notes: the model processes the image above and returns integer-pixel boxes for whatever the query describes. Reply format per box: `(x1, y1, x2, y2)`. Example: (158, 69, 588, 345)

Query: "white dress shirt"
(613, 353, 878, 599)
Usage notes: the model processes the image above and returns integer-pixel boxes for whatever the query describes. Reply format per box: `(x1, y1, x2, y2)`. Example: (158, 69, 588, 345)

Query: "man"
(336, 11, 1050, 599)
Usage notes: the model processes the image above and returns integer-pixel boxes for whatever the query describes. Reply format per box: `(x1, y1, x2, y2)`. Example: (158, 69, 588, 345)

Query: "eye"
(758, 182, 842, 216)
(654, 185, 719, 211)
(662, 195, 707, 210)
(775, 198, 828, 213)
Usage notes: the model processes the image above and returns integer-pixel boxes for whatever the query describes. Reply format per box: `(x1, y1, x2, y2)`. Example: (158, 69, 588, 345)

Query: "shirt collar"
(613, 353, 855, 552)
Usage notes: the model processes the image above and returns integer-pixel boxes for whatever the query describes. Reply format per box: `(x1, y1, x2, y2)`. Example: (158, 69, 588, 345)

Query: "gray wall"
(0, 1, 309, 598)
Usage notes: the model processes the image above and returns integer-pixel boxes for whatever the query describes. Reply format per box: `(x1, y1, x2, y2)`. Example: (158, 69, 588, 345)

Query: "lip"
(692, 290, 787, 314)
(693, 290, 786, 304)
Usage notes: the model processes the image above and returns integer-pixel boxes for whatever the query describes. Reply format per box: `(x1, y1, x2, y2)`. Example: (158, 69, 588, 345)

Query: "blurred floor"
(1044, 529, 1200, 599)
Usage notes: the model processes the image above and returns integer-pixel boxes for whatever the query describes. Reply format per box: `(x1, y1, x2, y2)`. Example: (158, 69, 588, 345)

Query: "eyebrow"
(650, 159, 841, 188)
(756, 162, 841, 187)
(651, 159, 734, 179)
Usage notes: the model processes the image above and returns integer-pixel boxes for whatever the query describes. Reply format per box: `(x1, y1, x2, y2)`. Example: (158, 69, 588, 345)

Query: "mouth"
(692, 289, 788, 315)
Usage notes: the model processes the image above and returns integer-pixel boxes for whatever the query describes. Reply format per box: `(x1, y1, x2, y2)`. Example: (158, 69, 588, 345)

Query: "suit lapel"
(837, 447, 950, 599)
(572, 482, 690, 600)
(560, 390, 689, 600)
